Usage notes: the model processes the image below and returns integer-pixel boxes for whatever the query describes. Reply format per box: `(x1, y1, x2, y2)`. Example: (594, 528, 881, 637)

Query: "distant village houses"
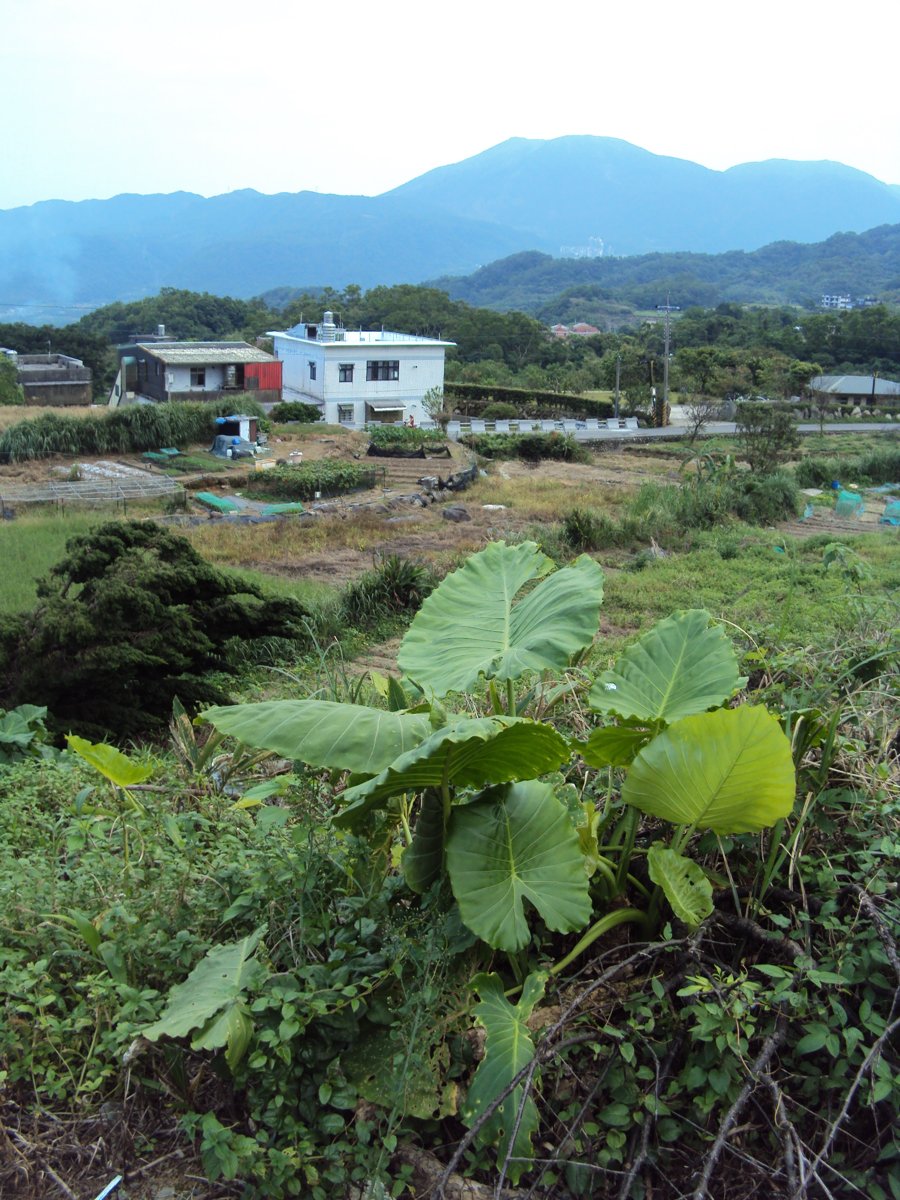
(550, 322, 601, 339)
(819, 294, 878, 310)
(268, 312, 453, 429)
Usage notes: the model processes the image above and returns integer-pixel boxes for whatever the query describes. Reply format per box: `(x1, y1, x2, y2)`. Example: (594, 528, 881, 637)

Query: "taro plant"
(184, 541, 798, 1179)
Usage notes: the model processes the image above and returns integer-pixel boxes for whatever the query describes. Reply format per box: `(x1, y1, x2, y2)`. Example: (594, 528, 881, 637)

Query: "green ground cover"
(1, 435, 897, 1199)
(1, 536, 896, 1200)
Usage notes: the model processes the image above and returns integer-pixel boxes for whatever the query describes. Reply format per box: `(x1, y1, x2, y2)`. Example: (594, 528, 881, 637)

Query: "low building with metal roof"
(109, 340, 282, 406)
(810, 374, 900, 406)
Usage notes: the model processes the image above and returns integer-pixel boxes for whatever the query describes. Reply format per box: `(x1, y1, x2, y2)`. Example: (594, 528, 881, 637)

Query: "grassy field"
(0, 512, 103, 611)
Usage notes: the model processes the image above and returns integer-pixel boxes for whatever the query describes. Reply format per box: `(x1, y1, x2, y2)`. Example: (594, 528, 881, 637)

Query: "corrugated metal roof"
(137, 342, 276, 365)
(812, 374, 900, 396)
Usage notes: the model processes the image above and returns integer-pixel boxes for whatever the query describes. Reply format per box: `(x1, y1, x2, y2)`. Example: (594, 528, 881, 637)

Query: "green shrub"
(729, 472, 800, 524)
(366, 424, 447, 449)
(796, 447, 900, 488)
(446, 382, 615, 419)
(0, 521, 309, 740)
(560, 507, 622, 551)
(341, 554, 436, 628)
(462, 432, 588, 463)
(481, 402, 519, 420)
(269, 401, 322, 424)
(246, 461, 377, 501)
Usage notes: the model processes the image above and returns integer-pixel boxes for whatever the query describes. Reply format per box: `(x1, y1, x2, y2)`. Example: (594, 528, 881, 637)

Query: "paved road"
(571, 422, 899, 443)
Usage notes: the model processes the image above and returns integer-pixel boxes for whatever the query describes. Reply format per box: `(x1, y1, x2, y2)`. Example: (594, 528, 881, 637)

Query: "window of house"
(190, 367, 206, 387)
(139, 359, 148, 381)
(337, 405, 355, 424)
(339, 364, 354, 383)
(308, 361, 317, 381)
(366, 360, 400, 381)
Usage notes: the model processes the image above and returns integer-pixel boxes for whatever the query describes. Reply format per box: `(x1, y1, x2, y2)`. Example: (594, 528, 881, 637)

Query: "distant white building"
(268, 313, 454, 428)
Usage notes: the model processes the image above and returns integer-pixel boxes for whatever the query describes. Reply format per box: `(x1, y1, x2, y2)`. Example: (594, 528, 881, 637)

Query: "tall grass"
(559, 474, 800, 552)
(0, 400, 267, 463)
(795, 447, 900, 488)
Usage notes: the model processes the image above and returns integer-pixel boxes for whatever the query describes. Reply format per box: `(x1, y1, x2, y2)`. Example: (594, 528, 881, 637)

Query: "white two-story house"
(268, 313, 453, 428)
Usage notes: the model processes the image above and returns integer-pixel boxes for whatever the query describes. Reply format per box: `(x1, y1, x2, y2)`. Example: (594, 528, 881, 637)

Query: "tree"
(735, 402, 800, 475)
(0, 522, 309, 741)
(0, 355, 23, 405)
(683, 394, 721, 443)
(421, 385, 450, 428)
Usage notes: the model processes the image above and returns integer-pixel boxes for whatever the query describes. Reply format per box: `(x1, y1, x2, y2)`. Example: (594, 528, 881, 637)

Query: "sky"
(2, 0, 898, 211)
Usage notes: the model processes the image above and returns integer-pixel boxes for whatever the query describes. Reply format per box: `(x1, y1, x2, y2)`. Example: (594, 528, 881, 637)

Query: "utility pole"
(656, 297, 680, 427)
(614, 352, 621, 420)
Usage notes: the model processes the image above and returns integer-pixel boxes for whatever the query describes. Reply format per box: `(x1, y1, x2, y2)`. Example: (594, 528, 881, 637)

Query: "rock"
(442, 505, 471, 523)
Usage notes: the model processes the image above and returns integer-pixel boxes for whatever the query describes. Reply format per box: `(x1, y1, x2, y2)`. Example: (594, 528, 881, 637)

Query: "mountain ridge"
(2, 135, 899, 320)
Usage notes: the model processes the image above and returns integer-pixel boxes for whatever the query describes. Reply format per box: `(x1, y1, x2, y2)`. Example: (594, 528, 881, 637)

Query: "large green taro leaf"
(646, 843, 713, 928)
(202, 700, 432, 775)
(397, 541, 604, 697)
(588, 609, 745, 724)
(623, 706, 795, 834)
(142, 928, 266, 1071)
(335, 716, 571, 827)
(464, 971, 547, 1185)
(446, 780, 591, 951)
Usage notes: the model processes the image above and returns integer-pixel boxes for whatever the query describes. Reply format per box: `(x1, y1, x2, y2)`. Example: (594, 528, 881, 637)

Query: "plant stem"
(550, 908, 648, 977)
(613, 806, 639, 896)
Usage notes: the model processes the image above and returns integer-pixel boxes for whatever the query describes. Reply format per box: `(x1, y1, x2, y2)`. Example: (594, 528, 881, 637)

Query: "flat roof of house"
(135, 341, 277, 365)
(811, 374, 900, 396)
(268, 326, 454, 348)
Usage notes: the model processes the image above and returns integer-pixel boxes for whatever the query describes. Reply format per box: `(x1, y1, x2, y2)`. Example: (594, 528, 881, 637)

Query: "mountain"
(2, 135, 899, 321)
(387, 137, 900, 255)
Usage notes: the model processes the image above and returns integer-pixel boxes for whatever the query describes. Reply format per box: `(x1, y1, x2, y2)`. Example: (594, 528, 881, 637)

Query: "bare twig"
(691, 1019, 787, 1200)
(846, 884, 900, 986)
(494, 1057, 540, 1199)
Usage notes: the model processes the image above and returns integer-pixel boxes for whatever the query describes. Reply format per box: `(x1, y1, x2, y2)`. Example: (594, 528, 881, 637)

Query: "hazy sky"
(2, 0, 898, 211)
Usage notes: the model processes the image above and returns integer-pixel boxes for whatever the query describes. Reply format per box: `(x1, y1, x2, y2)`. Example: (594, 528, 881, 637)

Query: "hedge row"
(460, 431, 589, 463)
(446, 383, 615, 419)
(0, 399, 267, 463)
(245, 460, 378, 501)
(366, 425, 448, 449)
(795, 448, 900, 488)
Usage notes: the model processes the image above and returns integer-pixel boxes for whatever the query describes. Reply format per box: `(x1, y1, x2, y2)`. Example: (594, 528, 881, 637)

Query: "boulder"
(442, 505, 472, 523)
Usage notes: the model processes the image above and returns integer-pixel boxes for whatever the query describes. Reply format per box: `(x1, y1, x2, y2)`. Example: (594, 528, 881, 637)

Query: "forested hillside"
(431, 225, 900, 320)
(3, 285, 898, 412)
